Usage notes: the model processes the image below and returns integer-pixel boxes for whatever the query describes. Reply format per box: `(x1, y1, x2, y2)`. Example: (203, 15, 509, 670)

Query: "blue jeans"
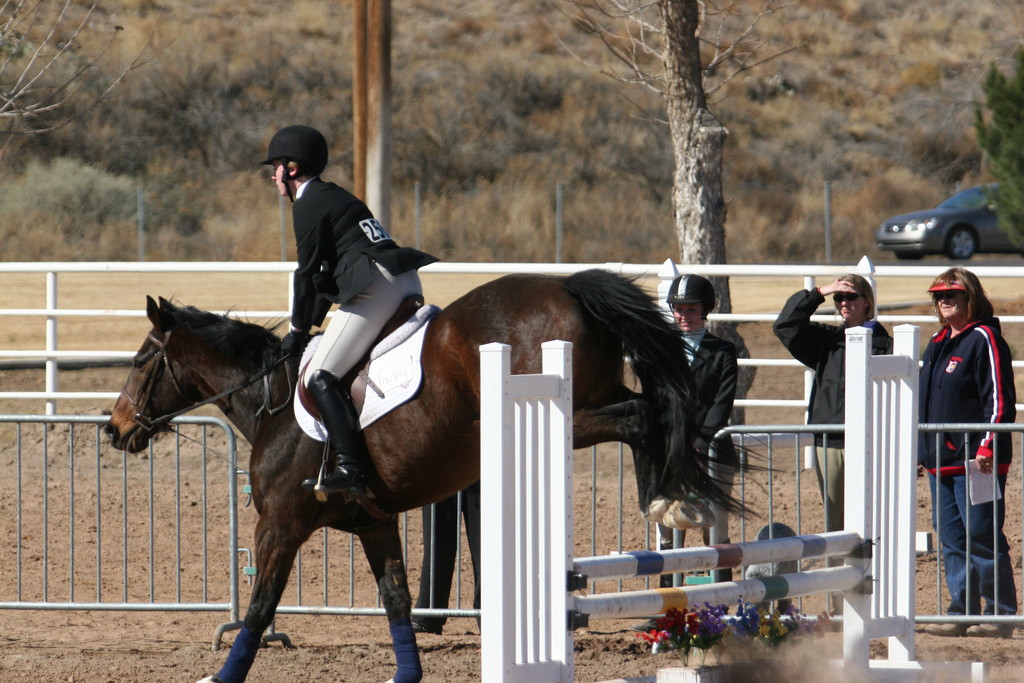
(928, 472, 1017, 616)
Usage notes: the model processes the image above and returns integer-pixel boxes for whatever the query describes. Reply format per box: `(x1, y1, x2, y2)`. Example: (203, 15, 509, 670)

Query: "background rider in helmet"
(263, 124, 438, 500)
(646, 274, 738, 600)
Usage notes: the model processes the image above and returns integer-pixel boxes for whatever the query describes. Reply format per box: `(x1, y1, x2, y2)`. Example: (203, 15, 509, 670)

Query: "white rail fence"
(4, 259, 1024, 415)
(479, 327, 986, 682)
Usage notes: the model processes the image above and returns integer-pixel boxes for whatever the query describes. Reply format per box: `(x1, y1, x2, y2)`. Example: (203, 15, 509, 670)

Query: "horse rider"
(661, 275, 738, 571)
(262, 124, 438, 500)
(636, 273, 738, 632)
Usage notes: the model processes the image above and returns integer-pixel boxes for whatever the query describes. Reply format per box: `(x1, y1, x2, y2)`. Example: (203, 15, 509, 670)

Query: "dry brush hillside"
(2, 0, 1022, 264)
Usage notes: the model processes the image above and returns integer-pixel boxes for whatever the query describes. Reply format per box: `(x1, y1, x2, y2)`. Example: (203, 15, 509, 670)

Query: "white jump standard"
(479, 326, 986, 682)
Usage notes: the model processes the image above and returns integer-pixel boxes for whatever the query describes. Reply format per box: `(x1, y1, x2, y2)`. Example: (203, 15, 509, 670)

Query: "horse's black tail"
(563, 268, 741, 515)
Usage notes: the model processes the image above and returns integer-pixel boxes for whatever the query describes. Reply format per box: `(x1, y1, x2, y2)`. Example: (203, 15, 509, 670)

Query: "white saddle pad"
(294, 305, 441, 440)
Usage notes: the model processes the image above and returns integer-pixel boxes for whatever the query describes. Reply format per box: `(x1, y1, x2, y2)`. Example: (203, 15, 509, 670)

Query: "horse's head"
(106, 296, 286, 452)
(105, 296, 198, 452)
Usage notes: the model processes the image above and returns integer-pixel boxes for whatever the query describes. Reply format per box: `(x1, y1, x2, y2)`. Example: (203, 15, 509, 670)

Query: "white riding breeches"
(303, 262, 423, 388)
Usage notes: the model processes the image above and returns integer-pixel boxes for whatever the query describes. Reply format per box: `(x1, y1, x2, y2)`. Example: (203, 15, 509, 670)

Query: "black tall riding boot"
(301, 369, 367, 500)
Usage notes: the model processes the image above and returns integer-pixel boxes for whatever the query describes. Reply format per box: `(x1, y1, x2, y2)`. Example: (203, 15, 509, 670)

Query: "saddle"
(296, 294, 425, 422)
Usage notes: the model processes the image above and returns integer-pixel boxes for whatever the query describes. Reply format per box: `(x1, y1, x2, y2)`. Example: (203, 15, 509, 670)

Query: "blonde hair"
(835, 273, 876, 320)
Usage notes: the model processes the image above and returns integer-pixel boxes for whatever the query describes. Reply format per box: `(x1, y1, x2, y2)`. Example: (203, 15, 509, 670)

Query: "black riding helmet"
(666, 274, 716, 318)
(261, 125, 328, 177)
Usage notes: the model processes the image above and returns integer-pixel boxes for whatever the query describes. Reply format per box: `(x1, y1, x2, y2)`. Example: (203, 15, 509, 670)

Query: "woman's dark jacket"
(290, 179, 437, 331)
(689, 332, 738, 458)
(773, 288, 893, 448)
(918, 317, 1016, 475)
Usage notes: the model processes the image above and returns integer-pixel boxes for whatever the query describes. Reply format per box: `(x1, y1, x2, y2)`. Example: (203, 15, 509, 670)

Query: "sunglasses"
(931, 290, 961, 302)
(832, 293, 863, 303)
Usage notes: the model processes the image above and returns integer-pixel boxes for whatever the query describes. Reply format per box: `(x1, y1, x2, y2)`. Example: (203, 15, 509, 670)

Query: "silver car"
(875, 184, 1015, 260)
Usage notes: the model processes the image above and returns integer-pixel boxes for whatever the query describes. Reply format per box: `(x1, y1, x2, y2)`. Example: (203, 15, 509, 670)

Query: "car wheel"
(944, 227, 977, 260)
(894, 253, 924, 260)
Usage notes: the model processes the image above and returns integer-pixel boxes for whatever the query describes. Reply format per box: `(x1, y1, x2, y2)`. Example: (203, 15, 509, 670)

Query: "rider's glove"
(280, 329, 310, 360)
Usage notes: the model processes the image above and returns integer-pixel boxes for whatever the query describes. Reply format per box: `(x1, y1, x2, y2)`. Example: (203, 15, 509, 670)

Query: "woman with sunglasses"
(919, 267, 1017, 638)
(773, 275, 892, 547)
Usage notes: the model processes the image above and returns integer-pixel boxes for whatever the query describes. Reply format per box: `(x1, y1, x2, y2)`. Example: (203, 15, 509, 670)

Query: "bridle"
(122, 329, 291, 432)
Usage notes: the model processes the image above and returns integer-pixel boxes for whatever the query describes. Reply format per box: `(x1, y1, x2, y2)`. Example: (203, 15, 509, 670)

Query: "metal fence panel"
(3, 417, 1021, 634)
(0, 415, 242, 643)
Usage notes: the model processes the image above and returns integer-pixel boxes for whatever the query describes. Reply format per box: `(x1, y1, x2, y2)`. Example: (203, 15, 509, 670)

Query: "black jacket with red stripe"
(918, 316, 1016, 475)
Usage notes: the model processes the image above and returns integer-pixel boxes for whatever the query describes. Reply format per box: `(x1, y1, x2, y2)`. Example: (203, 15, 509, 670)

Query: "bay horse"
(104, 269, 740, 683)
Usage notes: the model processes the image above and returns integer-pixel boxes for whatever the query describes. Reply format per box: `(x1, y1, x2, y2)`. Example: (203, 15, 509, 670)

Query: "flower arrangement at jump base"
(637, 601, 830, 666)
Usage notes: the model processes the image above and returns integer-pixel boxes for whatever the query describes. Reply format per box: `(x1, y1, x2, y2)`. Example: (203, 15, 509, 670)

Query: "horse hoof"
(196, 676, 220, 683)
(645, 495, 715, 529)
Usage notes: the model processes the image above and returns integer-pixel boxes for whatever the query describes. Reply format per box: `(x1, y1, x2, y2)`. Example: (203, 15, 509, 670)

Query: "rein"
(125, 329, 291, 431)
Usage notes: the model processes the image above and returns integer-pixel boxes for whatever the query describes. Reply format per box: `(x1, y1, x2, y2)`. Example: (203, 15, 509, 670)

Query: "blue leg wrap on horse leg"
(389, 618, 423, 683)
(216, 625, 262, 683)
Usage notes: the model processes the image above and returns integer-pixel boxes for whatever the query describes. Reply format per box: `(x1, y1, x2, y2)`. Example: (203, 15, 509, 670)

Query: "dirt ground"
(3, 272, 1024, 682)
(1, 410, 1022, 683)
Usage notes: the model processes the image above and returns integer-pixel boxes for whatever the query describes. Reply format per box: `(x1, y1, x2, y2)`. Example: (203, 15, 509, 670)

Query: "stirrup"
(302, 459, 366, 502)
(303, 458, 331, 502)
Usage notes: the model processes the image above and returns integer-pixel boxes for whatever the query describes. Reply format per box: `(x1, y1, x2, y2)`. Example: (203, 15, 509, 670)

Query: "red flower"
(684, 611, 700, 636)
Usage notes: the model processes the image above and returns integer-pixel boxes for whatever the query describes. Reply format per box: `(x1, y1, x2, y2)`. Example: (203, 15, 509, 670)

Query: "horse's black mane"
(167, 301, 281, 367)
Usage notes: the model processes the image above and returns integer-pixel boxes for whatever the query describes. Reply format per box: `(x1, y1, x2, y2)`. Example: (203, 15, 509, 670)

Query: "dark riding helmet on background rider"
(261, 125, 329, 177)
(666, 274, 716, 319)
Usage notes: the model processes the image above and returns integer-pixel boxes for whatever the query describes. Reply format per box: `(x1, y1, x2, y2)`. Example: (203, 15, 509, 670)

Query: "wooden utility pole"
(353, 0, 367, 200)
(352, 0, 392, 228)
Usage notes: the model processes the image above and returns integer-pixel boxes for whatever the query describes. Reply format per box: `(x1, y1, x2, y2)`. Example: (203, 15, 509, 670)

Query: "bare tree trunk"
(660, 0, 754, 418)
(660, 0, 727, 289)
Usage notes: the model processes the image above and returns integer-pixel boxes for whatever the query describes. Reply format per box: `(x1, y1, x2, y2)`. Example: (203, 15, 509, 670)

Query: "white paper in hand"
(967, 459, 1001, 506)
